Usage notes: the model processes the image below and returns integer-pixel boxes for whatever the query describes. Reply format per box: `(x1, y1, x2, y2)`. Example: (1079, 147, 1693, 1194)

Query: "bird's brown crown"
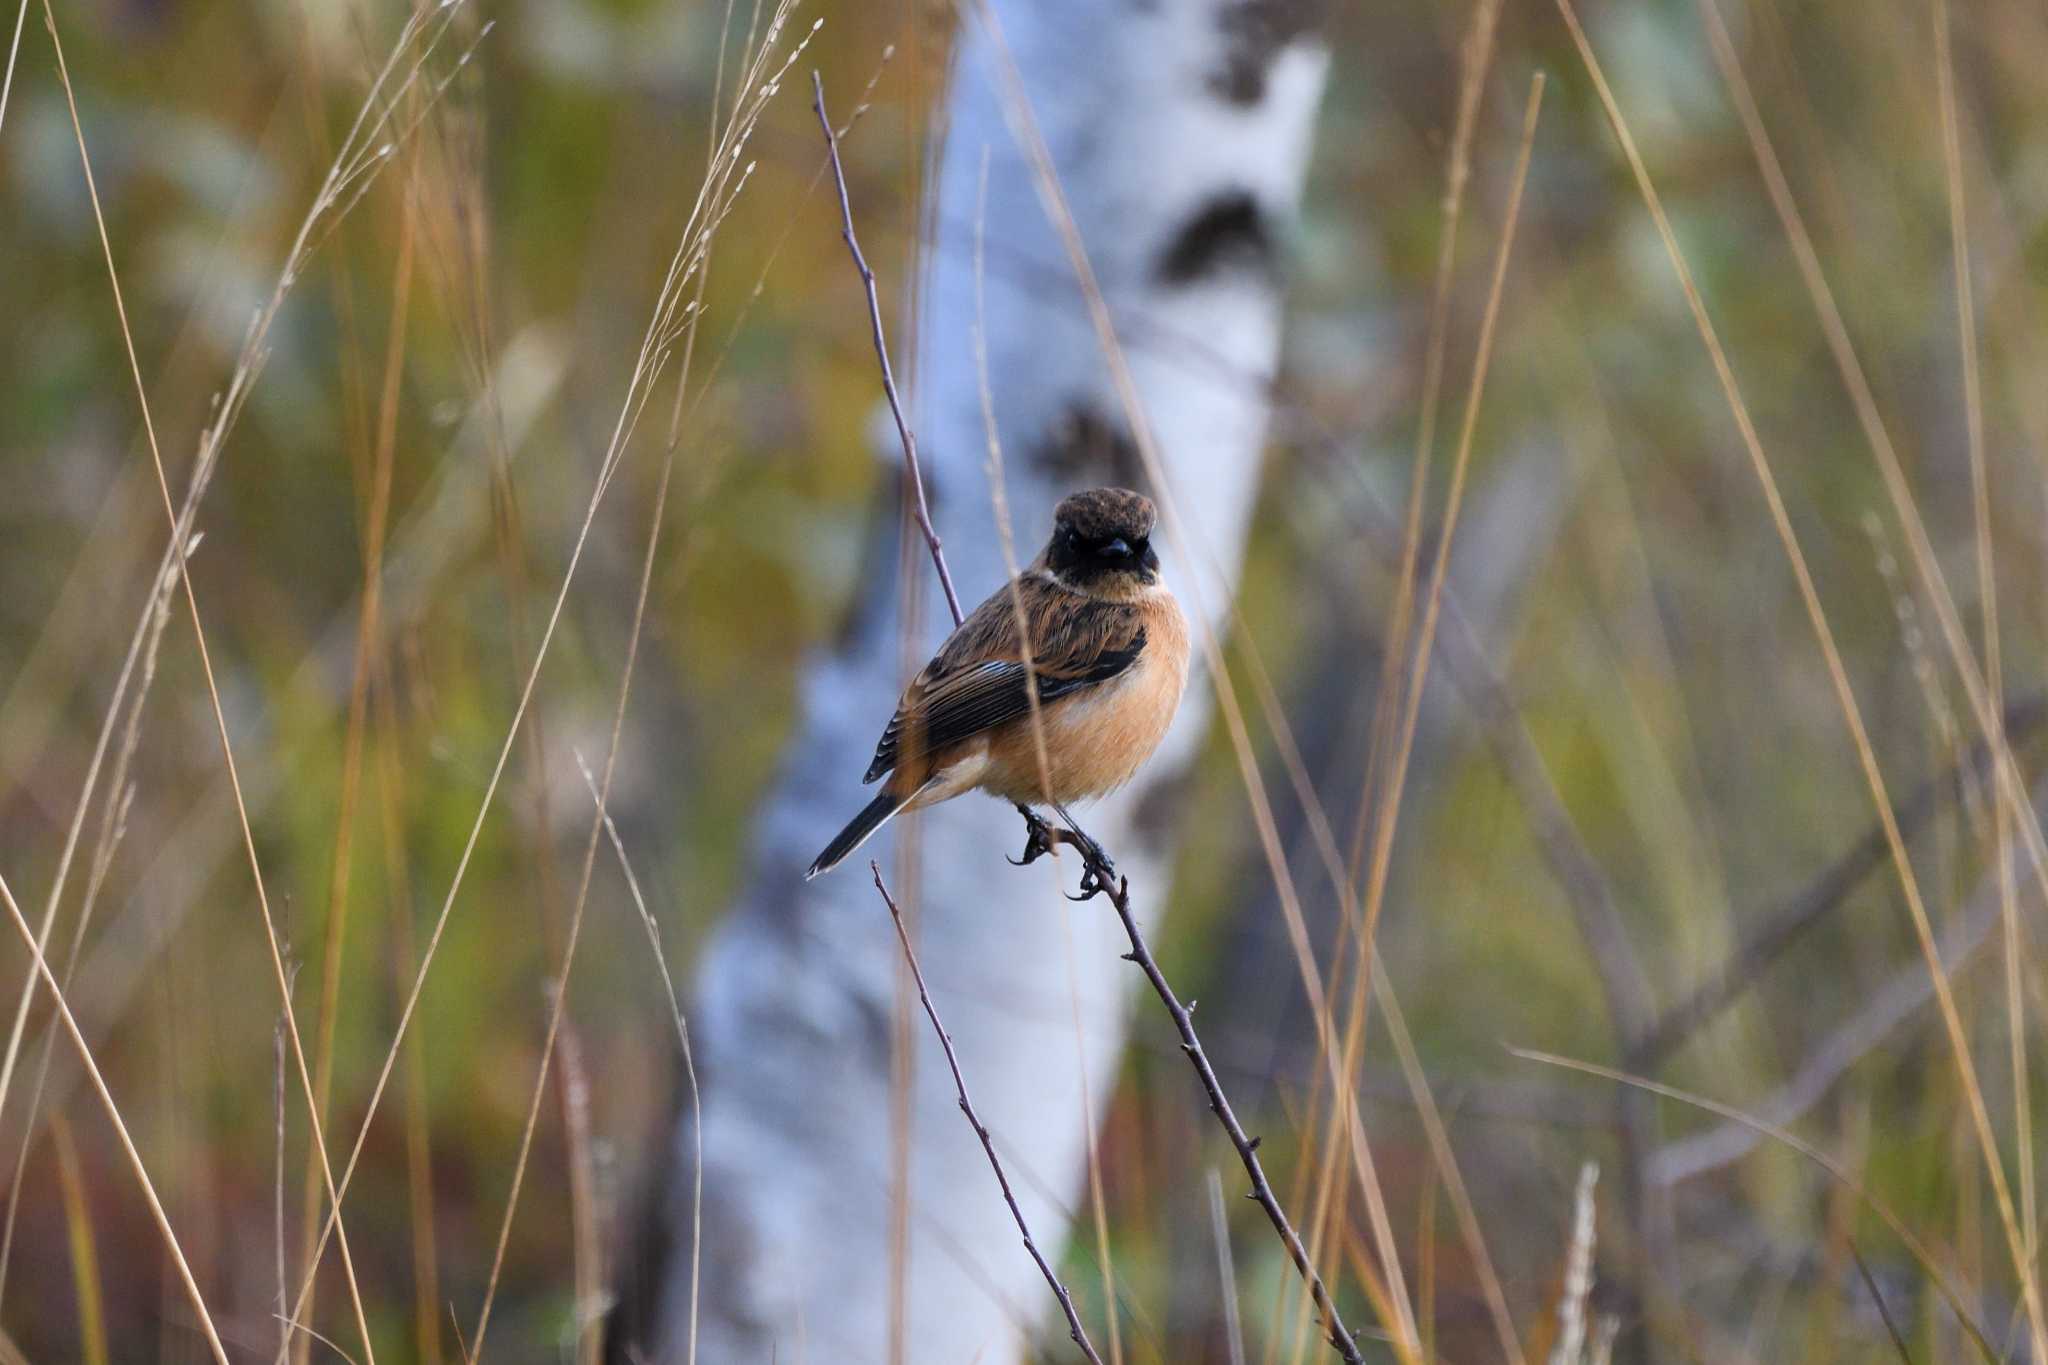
(1046, 487, 1160, 588)
(1053, 488, 1155, 543)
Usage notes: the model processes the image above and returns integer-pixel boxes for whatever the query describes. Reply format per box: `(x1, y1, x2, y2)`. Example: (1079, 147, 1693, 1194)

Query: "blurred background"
(6, 0, 2048, 1359)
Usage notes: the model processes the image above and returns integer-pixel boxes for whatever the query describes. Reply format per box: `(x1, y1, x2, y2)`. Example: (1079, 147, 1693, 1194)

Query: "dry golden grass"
(5, 0, 2048, 1360)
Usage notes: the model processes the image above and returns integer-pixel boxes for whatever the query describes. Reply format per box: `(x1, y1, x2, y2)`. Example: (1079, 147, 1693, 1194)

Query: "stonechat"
(806, 487, 1190, 879)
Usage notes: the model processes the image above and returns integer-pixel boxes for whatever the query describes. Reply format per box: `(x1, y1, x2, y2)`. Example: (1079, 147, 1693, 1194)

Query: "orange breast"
(979, 592, 1189, 805)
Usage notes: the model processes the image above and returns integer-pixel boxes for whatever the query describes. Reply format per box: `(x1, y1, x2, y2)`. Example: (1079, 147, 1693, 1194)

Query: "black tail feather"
(805, 790, 907, 880)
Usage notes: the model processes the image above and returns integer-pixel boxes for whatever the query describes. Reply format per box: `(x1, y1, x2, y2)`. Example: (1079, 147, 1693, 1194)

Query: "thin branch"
(869, 866, 1106, 1365)
(816, 58, 1364, 1365)
(963, 1, 1424, 1341)
(813, 70, 964, 628)
(1016, 822, 1366, 1364)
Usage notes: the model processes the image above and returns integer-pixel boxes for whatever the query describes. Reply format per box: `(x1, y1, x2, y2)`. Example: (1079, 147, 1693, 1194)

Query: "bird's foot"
(1010, 804, 1062, 868)
(1010, 804, 1119, 902)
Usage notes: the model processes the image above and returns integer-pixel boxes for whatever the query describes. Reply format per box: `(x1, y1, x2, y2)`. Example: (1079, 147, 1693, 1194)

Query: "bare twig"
(814, 70, 963, 627)
(964, 1, 1429, 1340)
(817, 57, 1363, 1364)
(1027, 820, 1364, 1362)
(869, 866, 1106, 1364)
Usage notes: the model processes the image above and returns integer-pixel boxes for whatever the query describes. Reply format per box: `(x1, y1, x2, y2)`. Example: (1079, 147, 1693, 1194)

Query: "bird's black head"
(1046, 487, 1160, 588)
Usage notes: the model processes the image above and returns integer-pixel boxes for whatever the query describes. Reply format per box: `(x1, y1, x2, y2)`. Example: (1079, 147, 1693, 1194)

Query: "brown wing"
(862, 575, 1146, 783)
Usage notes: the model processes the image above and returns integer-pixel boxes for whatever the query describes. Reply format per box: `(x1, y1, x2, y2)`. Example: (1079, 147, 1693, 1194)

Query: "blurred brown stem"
(1629, 692, 2048, 1068)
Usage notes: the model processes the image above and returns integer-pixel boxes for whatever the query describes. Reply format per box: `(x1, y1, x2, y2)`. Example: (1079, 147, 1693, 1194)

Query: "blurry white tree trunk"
(619, 3, 1326, 1360)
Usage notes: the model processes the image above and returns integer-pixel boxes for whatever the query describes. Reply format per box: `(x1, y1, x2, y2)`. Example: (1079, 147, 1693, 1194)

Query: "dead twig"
(1013, 815, 1367, 1364)
(815, 60, 1364, 1365)
(869, 866, 1106, 1364)
(813, 70, 963, 628)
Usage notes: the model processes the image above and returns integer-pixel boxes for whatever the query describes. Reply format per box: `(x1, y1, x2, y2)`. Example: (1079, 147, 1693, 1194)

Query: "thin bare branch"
(964, 2, 1421, 1340)
(869, 865, 1107, 1365)
(814, 70, 963, 628)
(820, 54, 1368, 1361)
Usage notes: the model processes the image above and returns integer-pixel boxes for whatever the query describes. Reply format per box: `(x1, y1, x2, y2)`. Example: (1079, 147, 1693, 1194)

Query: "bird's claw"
(1011, 805, 1120, 900)
(1010, 805, 1060, 867)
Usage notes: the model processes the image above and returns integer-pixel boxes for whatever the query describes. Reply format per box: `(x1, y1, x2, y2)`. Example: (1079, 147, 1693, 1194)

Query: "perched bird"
(806, 487, 1190, 880)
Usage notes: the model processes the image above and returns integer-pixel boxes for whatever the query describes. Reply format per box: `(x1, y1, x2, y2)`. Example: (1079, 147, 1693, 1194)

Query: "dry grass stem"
(969, 3, 1427, 1344)
(968, 142, 1127, 1365)
(1546, 1163, 1597, 1365)
(1930, 0, 2036, 1271)
(1561, 2, 2046, 1351)
(574, 751, 702, 1362)
(827, 29, 1375, 1356)
(1207, 1169, 1248, 1365)
(276, 13, 816, 1350)
(51, 1115, 107, 1365)
(1513, 1047, 1996, 1357)
(0, 0, 23, 133)
(42, 1, 417, 1351)
(0, 871, 228, 1364)
(465, 14, 812, 1356)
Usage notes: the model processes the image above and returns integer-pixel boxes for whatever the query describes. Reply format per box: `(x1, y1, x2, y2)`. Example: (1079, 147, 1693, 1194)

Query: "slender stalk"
(0, 871, 228, 1365)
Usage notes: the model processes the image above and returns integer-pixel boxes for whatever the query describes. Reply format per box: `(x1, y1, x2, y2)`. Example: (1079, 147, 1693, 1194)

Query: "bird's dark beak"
(1104, 537, 1132, 559)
